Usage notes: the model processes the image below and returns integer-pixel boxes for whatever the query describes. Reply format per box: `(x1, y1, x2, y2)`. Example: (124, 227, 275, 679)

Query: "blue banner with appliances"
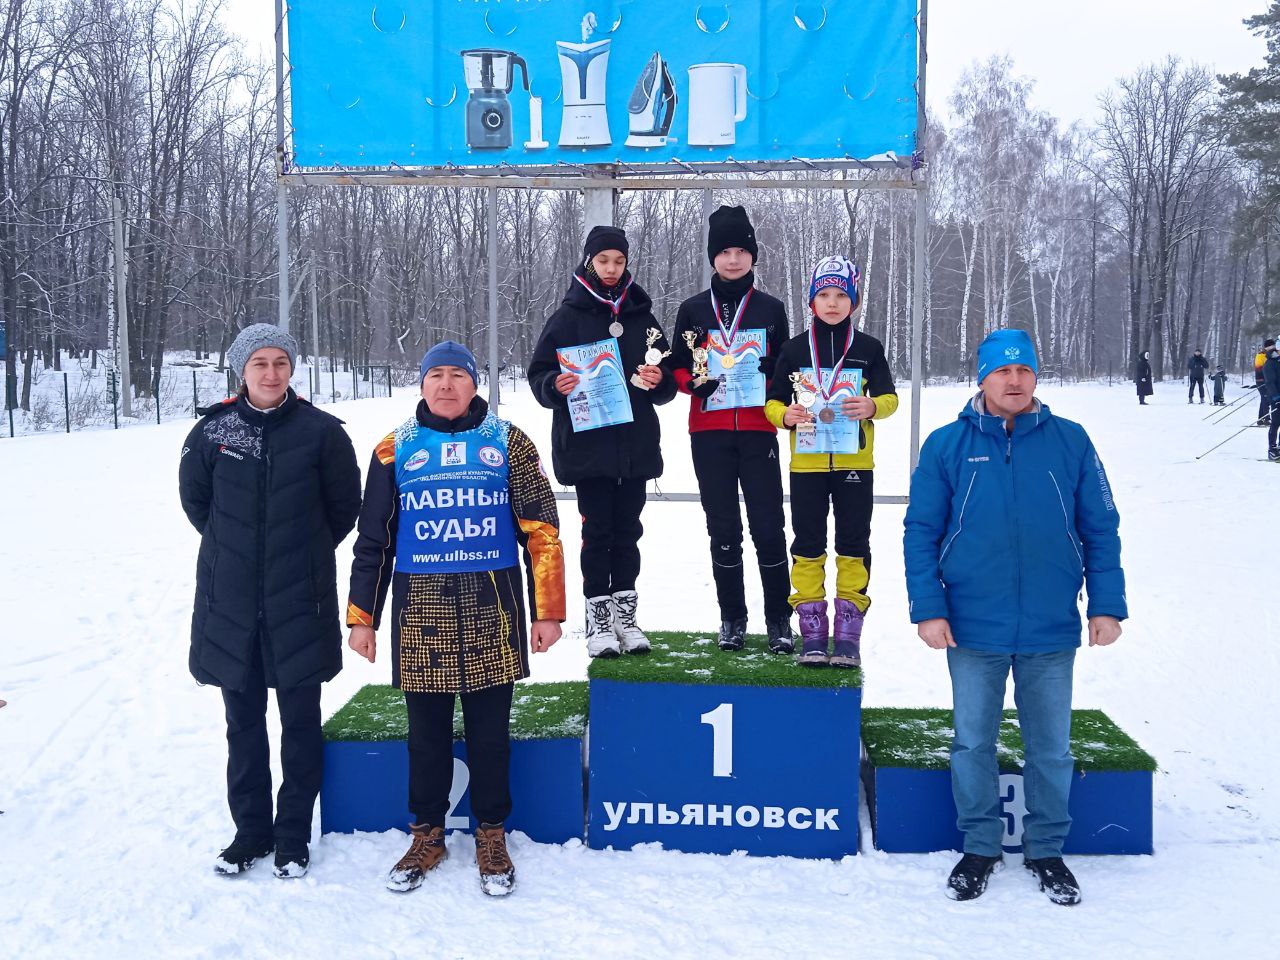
(286, 0, 920, 168)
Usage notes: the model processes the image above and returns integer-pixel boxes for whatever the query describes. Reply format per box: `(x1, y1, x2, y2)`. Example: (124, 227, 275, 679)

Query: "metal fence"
(2, 361, 394, 439)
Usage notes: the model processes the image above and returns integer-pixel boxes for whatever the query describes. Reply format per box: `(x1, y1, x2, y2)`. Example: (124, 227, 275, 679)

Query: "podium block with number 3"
(587, 677, 862, 858)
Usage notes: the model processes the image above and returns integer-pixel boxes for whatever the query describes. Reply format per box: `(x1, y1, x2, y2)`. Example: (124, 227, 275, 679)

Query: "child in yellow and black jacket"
(764, 256, 897, 668)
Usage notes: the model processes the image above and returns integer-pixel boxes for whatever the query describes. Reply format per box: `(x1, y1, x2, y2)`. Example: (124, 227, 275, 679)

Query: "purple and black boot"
(830, 598, 864, 668)
(795, 601, 830, 667)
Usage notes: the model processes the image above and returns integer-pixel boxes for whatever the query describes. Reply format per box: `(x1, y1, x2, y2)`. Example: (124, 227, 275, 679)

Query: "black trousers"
(1261, 387, 1273, 424)
(1270, 400, 1280, 451)
(1189, 376, 1205, 401)
(575, 476, 647, 597)
(221, 641, 323, 846)
(691, 430, 791, 621)
(406, 683, 513, 828)
(789, 469, 875, 558)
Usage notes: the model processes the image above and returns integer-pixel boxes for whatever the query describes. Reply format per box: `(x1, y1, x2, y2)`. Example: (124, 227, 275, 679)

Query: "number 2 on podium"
(700, 702, 734, 778)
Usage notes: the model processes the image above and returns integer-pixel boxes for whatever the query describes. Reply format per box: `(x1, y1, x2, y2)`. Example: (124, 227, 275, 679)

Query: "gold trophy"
(790, 371, 817, 433)
(683, 330, 711, 387)
(632, 327, 672, 390)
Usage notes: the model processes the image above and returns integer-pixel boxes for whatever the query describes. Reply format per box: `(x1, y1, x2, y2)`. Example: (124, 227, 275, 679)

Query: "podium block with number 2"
(587, 678, 862, 858)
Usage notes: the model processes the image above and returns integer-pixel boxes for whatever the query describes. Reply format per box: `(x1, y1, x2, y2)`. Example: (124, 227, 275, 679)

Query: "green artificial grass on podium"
(322, 681, 588, 742)
(861, 708, 1157, 772)
(587, 631, 863, 689)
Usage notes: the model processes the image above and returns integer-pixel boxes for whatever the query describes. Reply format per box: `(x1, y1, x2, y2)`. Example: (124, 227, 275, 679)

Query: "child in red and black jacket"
(669, 205, 794, 655)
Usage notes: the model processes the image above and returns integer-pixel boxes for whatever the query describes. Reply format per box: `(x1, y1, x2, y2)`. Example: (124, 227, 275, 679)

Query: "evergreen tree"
(1219, 3, 1280, 332)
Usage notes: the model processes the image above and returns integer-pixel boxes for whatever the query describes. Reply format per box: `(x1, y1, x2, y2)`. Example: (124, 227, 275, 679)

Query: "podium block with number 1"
(587, 633, 863, 859)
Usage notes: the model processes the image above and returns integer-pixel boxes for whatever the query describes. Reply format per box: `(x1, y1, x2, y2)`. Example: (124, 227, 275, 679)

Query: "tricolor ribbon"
(808, 321, 855, 400)
(709, 287, 753, 356)
(574, 274, 633, 319)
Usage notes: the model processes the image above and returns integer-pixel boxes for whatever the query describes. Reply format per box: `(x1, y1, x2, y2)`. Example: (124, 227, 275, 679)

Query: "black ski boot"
(766, 617, 795, 655)
(717, 617, 747, 651)
(274, 842, 310, 879)
(1024, 856, 1081, 905)
(1269, 448, 1280, 462)
(214, 836, 273, 876)
(945, 853, 1003, 901)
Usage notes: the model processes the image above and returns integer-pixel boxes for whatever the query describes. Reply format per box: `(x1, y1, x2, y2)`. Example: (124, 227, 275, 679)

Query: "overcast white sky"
(220, 0, 1269, 124)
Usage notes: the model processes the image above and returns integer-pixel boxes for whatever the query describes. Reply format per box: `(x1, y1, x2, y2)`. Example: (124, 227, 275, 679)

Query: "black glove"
(689, 376, 723, 400)
(756, 354, 777, 378)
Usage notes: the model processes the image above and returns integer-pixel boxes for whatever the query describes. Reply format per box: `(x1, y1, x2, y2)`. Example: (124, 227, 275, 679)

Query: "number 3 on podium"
(700, 703, 734, 778)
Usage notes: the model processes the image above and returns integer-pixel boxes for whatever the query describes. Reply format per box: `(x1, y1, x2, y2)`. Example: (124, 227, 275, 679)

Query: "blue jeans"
(947, 646, 1076, 859)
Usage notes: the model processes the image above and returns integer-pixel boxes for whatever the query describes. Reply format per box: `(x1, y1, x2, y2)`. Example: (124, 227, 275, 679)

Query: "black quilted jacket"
(178, 390, 361, 690)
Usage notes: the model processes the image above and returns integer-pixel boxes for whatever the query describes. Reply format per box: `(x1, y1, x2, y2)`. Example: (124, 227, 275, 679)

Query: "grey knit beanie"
(228, 323, 298, 377)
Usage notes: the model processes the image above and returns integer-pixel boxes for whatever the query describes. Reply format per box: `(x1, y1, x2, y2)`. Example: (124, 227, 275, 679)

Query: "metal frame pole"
(583, 185, 614, 240)
(488, 186, 500, 410)
(909, 0, 929, 474)
(275, 0, 290, 335)
(701, 189, 714, 288)
(309, 259, 320, 401)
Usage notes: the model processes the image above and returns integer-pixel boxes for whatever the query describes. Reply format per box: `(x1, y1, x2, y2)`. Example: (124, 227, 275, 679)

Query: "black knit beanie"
(583, 225, 629, 261)
(706, 205, 758, 265)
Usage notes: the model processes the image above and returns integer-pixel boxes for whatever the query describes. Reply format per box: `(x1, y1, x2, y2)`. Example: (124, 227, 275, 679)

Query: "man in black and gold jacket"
(346, 340, 565, 898)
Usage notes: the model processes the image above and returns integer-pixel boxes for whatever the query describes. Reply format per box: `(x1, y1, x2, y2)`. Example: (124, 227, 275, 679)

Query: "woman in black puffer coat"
(526, 226, 676, 659)
(179, 323, 361, 879)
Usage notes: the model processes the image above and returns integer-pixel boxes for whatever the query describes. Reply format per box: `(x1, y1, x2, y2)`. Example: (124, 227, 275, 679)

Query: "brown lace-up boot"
(474, 823, 516, 897)
(386, 823, 447, 893)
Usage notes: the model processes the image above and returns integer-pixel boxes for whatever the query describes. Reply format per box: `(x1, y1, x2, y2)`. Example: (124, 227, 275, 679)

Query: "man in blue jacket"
(903, 329, 1127, 906)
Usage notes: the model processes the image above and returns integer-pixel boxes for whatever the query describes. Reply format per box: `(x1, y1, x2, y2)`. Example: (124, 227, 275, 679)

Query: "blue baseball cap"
(977, 329, 1039, 383)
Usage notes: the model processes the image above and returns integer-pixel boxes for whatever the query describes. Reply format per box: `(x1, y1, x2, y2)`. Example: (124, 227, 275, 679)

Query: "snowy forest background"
(4, 0, 1280, 414)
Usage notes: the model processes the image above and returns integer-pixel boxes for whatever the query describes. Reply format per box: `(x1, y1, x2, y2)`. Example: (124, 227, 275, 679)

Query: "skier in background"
(1263, 341, 1280, 462)
(1256, 339, 1275, 426)
(1187, 349, 1209, 404)
(1210, 365, 1228, 406)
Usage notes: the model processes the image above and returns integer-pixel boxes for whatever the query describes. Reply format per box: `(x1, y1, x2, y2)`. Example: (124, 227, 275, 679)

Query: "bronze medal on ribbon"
(819, 407, 836, 424)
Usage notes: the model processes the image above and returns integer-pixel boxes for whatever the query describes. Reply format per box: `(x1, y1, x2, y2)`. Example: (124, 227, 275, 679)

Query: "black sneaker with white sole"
(273, 843, 310, 879)
(945, 852, 1003, 901)
(1024, 856, 1081, 905)
(213, 837, 273, 876)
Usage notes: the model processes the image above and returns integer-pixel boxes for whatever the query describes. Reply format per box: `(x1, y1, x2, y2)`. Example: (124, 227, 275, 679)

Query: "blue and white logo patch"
(441, 441, 466, 466)
(479, 445, 504, 467)
(404, 448, 430, 471)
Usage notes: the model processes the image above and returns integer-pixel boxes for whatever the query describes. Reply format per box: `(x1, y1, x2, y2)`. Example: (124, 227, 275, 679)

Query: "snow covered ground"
(1, 378, 1276, 958)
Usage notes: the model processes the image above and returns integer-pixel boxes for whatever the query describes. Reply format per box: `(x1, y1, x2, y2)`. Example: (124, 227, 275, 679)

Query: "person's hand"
(531, 620, 562, 653)
(349, 625, 376, 663)
(555, 372, 580, 396)
(783, 404, 814, 428)
(756, 354, 777, 378)
(689, 376, 722, 399)
(842, 396, 877, 420)
(1088, 615, 1122, 647)
(635, 364, 663, 388)
(918, 618, 956, 649)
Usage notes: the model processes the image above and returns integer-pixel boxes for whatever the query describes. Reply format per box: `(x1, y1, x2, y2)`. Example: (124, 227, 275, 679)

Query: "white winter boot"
(585, 595, 620, 658)
(611, 590, 651, 655)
